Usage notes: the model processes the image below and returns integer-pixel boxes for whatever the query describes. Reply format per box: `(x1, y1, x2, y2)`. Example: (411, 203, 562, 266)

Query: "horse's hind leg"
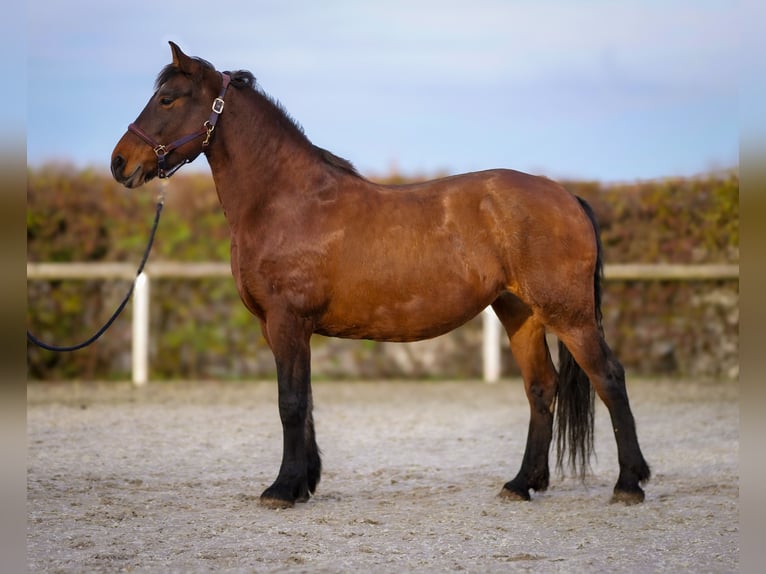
(491, 294, 557, 501)
(557, 325, 650, 503)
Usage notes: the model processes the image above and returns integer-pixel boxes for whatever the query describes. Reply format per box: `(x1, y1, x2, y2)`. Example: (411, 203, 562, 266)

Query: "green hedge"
(27, 165, 738, 381)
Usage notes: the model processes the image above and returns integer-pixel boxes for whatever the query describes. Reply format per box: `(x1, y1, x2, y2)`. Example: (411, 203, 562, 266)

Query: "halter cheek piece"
(128, 72, 231, 178)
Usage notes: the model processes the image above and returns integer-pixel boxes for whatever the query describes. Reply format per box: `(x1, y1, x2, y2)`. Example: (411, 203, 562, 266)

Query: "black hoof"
(499, 483, 531, 501)
(260, 482, 308, 509)
(260, 494, 295, 509)
(610, 486, 645, 505)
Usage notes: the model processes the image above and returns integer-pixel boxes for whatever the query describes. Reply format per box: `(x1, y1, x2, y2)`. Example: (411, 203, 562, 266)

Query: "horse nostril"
(111, 154, 125, 177)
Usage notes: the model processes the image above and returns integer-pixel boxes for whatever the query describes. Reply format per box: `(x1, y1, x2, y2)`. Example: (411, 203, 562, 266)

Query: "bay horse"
(111, 43, 650, 508)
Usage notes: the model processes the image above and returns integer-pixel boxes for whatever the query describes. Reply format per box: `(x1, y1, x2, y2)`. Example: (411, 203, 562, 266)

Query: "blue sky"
(27, 0, 737, 182)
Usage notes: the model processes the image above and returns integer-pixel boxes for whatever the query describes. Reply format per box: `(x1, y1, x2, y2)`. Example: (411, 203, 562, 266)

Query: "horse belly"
(316, 278, 497, 342)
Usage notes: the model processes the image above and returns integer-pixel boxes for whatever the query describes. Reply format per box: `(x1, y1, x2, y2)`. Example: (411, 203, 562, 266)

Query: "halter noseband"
(128, 72, 231, 178)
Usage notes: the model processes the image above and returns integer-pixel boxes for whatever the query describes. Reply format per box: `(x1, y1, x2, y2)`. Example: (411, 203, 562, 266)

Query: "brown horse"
(112, 42, 649, 508)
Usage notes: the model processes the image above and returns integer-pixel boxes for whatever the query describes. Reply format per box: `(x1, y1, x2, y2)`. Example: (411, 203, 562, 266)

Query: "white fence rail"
(27, 262, 739, 385)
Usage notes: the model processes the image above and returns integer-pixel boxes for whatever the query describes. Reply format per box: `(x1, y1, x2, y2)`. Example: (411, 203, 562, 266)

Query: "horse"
(111, 42, 650, 509)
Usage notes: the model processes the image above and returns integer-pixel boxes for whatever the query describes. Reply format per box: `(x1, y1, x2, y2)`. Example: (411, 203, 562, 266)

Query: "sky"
(27, 0, 738, 182)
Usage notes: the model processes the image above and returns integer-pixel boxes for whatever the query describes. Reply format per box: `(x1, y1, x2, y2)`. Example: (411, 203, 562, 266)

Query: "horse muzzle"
(111, 153, 153, 188)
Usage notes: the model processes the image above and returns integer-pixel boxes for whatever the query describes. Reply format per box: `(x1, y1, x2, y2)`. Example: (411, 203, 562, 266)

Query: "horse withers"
(111, 42, 650, 508)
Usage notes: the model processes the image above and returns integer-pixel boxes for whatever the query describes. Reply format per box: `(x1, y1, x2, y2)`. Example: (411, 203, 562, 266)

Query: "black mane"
(312, 146, 360, 176)
(155, 58, 361, 178)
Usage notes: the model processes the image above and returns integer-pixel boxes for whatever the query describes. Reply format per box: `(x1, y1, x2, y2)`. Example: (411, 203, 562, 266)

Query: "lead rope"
(27, 183, 166, 352)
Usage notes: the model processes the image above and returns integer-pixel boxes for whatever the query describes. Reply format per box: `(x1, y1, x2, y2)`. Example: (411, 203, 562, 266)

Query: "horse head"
(111, 42, 227, 187)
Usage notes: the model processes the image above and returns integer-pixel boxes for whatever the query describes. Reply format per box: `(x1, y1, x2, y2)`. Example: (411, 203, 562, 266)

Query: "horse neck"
(204, 87, 322, 228)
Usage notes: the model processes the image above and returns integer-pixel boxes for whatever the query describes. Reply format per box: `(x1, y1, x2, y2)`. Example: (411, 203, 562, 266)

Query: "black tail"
(554, 197, 603, 477)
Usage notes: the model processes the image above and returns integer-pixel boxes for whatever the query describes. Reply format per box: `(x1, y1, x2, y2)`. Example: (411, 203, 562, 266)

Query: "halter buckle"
(212, 97, 225, 114)
(202, 122, 215, 147)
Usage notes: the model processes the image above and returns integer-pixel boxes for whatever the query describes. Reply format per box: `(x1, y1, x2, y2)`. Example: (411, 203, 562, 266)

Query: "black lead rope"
(27, 196, 165, 352)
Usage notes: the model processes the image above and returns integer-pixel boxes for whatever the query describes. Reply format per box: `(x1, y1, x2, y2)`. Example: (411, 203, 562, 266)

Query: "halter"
(128, 72, 231, 178)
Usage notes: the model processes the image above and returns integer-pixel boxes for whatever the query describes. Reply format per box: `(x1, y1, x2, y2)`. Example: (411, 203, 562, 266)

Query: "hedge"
(27, 165, 738, 381)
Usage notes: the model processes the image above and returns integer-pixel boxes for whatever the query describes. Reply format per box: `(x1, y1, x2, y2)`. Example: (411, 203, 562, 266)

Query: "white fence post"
(482, 307, 502, 383)
(132, 272, 150, 386)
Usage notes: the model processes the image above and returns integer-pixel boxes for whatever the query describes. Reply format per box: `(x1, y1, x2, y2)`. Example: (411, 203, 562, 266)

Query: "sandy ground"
(27, 378, 738, 573)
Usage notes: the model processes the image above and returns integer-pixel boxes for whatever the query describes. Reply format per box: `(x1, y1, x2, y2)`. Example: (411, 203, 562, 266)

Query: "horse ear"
(169, 41, 198, 74)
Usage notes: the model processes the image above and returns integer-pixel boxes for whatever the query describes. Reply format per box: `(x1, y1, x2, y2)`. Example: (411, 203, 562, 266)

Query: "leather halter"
(128, 72, 231, 178)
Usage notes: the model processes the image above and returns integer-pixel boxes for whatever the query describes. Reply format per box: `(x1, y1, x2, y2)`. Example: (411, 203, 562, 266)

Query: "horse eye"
(159, 96, 175, 106)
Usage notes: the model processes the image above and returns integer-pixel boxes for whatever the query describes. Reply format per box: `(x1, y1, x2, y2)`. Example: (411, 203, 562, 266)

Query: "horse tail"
(554, 196, 602, 477)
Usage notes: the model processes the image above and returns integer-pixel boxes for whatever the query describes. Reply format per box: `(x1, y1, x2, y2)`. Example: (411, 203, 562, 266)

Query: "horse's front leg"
(259, 314, 321, 509)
